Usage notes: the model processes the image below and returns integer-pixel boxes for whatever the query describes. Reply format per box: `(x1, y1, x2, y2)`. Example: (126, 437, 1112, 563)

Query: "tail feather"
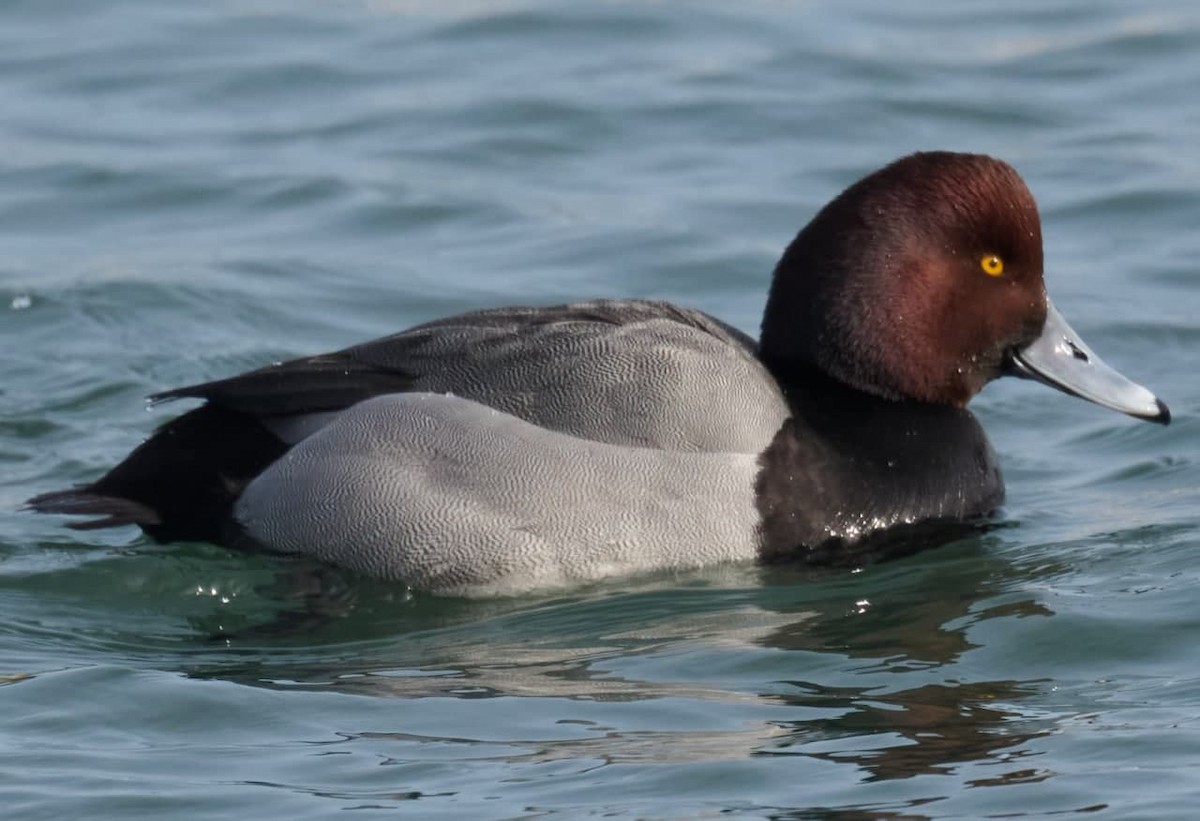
(25, 487, 162, 530)
(27, 404, 288, 544)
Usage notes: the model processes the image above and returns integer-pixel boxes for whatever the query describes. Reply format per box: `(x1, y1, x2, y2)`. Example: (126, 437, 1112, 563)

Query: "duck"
(28, 152, 1170, 596)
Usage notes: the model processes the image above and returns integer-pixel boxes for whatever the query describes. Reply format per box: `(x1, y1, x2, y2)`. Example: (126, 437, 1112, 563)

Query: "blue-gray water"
(3, 2, 1199, 818)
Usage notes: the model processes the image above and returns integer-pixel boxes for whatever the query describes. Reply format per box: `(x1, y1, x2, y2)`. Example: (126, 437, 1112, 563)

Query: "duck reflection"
(184, 536, 1064, 788)
(754, 539, 1058, 782)
(761, 678, 1052, 784)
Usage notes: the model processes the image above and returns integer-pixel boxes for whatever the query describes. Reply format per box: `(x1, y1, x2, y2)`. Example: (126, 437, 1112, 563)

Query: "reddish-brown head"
(761, 152, 1047, 406)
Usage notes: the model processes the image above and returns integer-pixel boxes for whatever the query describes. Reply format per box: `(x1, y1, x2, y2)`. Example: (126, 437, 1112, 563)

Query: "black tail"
(25, 487, 162, 530)
(27, 405, 287, 545)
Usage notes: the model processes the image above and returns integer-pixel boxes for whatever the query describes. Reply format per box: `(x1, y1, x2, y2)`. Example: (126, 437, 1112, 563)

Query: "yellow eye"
(980, 254, 1005, 277)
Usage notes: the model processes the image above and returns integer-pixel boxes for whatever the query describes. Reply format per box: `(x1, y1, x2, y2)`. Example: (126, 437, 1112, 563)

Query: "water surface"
(3, 1, 1199, 818)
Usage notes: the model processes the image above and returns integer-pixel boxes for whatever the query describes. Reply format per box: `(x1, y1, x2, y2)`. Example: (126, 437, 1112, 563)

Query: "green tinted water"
(3, 2, 1199, 818)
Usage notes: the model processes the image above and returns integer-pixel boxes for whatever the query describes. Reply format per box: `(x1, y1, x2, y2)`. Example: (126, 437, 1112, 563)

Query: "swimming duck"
(28, 152, 1169, 595)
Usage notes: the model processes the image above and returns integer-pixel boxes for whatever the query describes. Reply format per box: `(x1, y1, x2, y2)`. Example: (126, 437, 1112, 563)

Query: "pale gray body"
(234, 305, 794, 595)
(238, 393, 766, 596)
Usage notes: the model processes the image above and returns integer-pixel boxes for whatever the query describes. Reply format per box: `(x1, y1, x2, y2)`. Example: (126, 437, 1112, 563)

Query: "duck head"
(761, 151, 1169, 423)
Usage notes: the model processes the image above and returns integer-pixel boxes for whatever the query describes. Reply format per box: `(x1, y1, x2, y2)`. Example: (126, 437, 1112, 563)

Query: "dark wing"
(150, 353, 414, 417)
(154, 299, 788, 453)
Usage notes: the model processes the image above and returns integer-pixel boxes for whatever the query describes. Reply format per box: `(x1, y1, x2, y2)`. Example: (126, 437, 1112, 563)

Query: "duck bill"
(1007, 300, 1170, 424)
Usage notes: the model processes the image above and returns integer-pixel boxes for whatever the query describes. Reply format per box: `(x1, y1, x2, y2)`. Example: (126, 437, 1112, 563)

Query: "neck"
(752, 357, 1005, 563)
